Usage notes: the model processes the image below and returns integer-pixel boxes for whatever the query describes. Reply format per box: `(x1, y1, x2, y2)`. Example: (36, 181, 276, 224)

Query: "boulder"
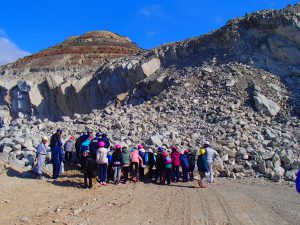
(2, 146, 13, 154)
(284, 171, 296, 181)
(262, 151, 274, 160)
(259, 160, 267, 174)
(135, 58, 161, 79)
(222, 146, 237, 158)
(28, 84, 44, 108)
(253, 92, 280, 116)
(233, 165, 244, 173)
(147, 135, 162, 147)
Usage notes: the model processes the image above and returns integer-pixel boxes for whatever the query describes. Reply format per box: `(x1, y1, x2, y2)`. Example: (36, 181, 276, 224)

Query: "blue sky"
(0, 0, 298, 65)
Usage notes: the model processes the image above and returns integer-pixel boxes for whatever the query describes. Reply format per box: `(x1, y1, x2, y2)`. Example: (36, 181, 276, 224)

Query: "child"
(171, 146, 181, 182)
(111, 144, 124, 184)
(138, 145, 146, 180)
(130, 148, 143, 182)
(82, 151, 95, 189)
(155, 147, 165, 184)
(164, 151, 172, 185)
(122, 145, 131, 183)
(96, 141, 108, 186)
(145, 148, 155, 179)
(188, 149, 196, 181)
(197, 148, 208, 188)
(180, 150, 190, 182)
(107, 147, 114, 183)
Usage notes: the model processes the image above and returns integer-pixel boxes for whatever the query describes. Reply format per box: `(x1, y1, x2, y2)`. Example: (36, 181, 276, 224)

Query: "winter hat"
(171, 146, 177, 151)
(137, 144, 143, 149)
(158, 147, 164, 152)
(147, 148, 153, 153)
(115, 144, 122, 149)
(99, 141, 105, 147)
(184, 149, 189, 154)
(204, 141, 210, 145)
(57, 128, 62, 133)
(70, 136, 75, 140)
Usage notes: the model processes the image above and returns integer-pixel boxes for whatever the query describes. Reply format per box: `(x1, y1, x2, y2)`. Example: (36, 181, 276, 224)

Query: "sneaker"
(102, 182, 108, 186)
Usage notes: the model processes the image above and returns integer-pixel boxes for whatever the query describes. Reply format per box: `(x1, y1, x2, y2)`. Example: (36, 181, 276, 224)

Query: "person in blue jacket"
(51, 141, 64, 180)
(197, 148, 208, 188)
(89, 132, 101, 159)
(80, 137, 91, 159)
(180, 150, 190, 182)
(296, 168, 300, 194)
(99, 133, 110, 149)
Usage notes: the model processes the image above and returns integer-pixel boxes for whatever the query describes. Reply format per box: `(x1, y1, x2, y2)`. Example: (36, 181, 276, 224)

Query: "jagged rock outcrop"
(1, 4, 299, 121)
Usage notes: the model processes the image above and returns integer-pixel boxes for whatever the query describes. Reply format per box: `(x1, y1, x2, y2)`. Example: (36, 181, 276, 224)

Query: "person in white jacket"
(34, 136, 48, 180)
(96, 141, 109, 185)
(203, 141, 219, 183)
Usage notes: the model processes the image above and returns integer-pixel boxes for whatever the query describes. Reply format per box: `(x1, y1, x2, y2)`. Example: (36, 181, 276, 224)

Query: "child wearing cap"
(197, 148, 208, 188)
(82, 151, 95, 189)
(163, 151, 172, 185)
(180, 150, 190, 182)
(111, 144, 124, 184)
(122, 144, 131, 183)
(130, 148, 143, 182)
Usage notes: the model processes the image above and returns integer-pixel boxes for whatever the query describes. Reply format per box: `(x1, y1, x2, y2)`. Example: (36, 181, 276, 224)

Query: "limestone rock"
(253, 92, 280, 116)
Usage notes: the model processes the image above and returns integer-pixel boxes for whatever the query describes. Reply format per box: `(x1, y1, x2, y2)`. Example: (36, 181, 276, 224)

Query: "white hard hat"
(204, 141, 210, 145)
(42, 136, 48, 141)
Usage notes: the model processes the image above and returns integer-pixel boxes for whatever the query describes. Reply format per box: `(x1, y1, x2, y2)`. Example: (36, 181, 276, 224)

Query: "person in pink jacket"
(131, 148, 143, 182)
(171, 146, 181, 182)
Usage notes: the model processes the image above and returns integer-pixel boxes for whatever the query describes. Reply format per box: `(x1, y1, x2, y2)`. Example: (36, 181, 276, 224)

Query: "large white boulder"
(253, 92, 280, 116)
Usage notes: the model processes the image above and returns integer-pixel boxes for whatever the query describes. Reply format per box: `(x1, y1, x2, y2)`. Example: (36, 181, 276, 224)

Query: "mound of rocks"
(0, 4, 300, 182)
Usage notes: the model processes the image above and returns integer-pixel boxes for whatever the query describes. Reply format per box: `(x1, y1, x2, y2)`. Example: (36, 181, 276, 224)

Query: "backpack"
(96, 149, 106, 164)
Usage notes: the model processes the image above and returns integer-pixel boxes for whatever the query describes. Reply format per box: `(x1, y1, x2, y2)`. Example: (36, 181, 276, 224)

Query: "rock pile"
(0, 4, 300, 181)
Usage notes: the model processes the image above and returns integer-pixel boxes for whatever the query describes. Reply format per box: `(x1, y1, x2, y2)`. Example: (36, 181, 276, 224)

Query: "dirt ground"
(0, 164, 299, 225)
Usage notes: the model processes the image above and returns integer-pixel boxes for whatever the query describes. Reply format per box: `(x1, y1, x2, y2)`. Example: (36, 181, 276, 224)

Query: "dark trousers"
(172, 166, 180, 182)
(122, 166, 130, 182)
(84, 174, 92, 188)
(139, 166, 145, 179)
(65, 152, 72, 163)
(148, 164, 154, 179)
(131, 162, 139, 179)
(53, 162, 61, 179)
(99, 163, 107, 183)
(164, 168, 172, 184)
(107, 164, 113, 182)
(155, 168, 164, 184)
(189, 164, 195, 181)
(182, 166, 189, 182)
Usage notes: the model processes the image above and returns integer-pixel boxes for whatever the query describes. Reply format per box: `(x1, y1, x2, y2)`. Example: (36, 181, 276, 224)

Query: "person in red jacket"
(171, 146, 181, 182)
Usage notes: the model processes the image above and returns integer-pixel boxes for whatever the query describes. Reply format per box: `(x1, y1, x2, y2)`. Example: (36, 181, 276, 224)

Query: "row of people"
(35, 129, 218, 189)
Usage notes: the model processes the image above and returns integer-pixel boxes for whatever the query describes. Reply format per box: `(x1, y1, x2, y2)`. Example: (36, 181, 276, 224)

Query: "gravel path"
(0, 165, 299, 225)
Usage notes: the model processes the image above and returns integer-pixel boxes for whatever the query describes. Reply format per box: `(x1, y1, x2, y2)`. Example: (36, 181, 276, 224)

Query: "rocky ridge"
(0, 4, 300, 182)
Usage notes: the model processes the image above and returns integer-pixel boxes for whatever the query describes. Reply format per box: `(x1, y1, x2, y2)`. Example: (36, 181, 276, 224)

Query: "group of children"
(81, 141, 212, 189)
(35, 129, 215, 189)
